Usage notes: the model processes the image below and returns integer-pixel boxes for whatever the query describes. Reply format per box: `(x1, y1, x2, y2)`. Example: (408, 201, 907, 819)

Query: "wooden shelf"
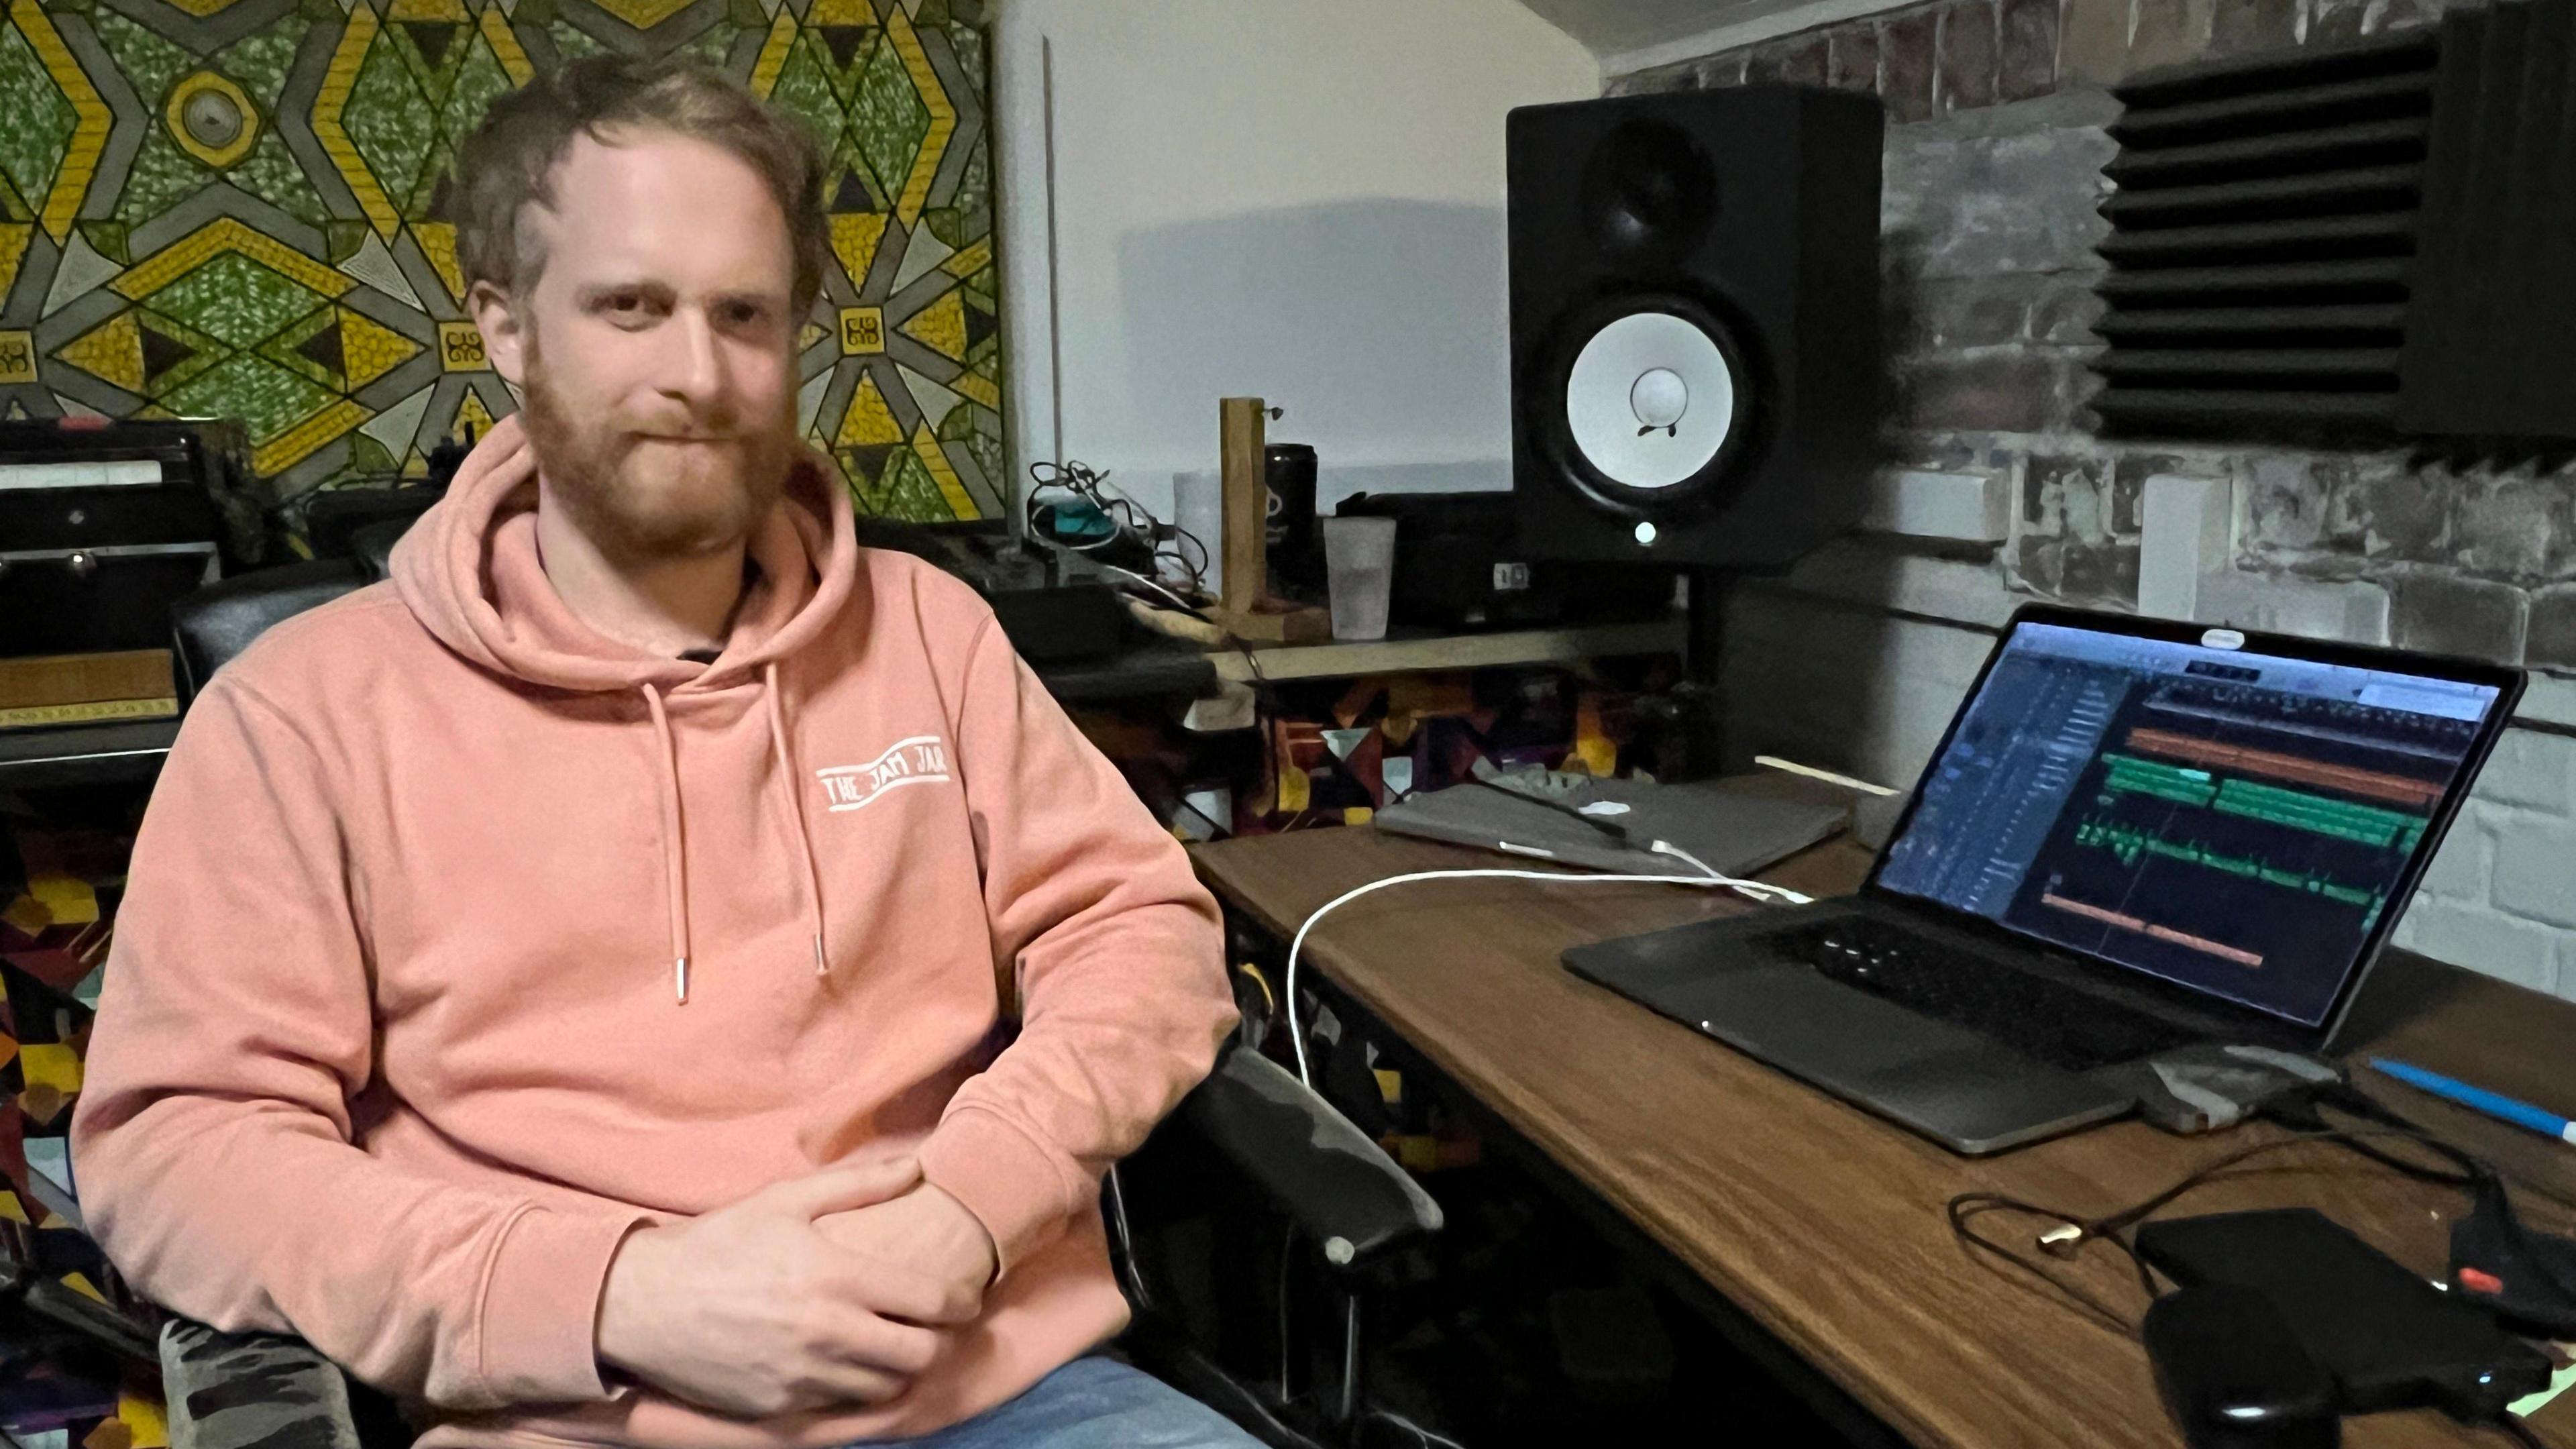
(1209, 617, 1686, 684)
(1034, 640, 1217, 703)
(0, 622, 1684, 790)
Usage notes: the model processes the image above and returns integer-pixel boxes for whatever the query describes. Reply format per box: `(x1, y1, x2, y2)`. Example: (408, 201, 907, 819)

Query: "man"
(72, 55, 1256, 1449)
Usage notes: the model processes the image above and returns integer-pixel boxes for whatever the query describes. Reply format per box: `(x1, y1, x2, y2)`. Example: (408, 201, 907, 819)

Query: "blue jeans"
(867, 1356, 1261, 1448)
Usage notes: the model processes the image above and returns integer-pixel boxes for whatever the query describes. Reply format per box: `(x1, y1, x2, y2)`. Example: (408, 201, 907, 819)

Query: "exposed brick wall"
(1609, 0, 2576, 667)
(1608, 0, 2576, 997)
(1608, 0, 2445, 105)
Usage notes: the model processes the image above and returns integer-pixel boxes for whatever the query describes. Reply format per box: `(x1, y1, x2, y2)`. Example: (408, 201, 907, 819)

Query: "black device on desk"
(1566, 605, 2523, 1154)
(0, 418, 241, 656)
(2141, 1283, 2341, 1449)
(2141, 1209, 2554, 1424)
(1331, 490, 1674, 631)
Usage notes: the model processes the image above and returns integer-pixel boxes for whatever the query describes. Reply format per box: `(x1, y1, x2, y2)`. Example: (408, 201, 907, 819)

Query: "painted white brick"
(1860, 468, 2012, 543)
(2139, 474, 2233, 621)
(2473, 729, 2576, 814)
(2491, 820, 2576, 928)
(2192, 572, 2391, 646)
(2392, 898, 2561, 994)
(2415, 819, 2495, 902)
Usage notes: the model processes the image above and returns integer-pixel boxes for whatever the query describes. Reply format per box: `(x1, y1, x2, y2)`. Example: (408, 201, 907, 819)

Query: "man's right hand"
(594, 1156, 979, 1417)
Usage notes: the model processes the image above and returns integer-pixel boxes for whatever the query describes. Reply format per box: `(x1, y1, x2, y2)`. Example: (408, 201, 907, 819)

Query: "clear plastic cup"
(1322, 515, 1397, 641)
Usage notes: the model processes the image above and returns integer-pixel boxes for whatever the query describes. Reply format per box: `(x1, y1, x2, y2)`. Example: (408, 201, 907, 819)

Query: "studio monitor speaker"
(1509, 87, 1885, 568)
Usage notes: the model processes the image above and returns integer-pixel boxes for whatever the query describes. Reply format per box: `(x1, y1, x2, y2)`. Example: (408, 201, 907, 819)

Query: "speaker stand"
(1682, 568, 1726, 688)
(1631, 570, 1730, 782)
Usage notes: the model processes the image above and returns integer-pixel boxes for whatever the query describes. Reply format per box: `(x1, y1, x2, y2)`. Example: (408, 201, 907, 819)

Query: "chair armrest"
(1176, 1043, 1444, 1267)
(170, 560, 368, 702)
(162, 1318, 365, 1449)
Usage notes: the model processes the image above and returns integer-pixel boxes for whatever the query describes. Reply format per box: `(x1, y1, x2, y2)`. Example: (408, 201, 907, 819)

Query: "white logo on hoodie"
(816, 735, 952, 812)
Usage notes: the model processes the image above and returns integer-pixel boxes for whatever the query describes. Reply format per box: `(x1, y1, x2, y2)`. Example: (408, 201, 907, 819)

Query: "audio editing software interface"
(1876, 623, 2502, 1026)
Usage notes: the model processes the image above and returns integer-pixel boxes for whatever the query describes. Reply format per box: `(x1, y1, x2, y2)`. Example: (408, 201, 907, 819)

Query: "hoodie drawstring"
(639, 684, 692, 1004)
(638, 670, 829, 1005)
(763, 661, 830, 979)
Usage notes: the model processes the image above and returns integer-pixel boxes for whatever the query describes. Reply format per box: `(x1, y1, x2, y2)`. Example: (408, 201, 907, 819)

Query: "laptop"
(1565, 605, 2524, 1155)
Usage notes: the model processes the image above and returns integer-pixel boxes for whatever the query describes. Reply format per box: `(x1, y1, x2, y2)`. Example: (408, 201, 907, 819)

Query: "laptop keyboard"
(1760, 916, 2198, 1073)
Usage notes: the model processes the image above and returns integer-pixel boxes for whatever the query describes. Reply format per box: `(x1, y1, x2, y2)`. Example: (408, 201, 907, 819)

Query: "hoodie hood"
(390, 415, 858, 1001)
(391, 413, 859, 696)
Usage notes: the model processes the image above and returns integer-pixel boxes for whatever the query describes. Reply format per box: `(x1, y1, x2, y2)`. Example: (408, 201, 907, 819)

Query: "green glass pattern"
(849, 32, 924, 211)
(0, 21, 75, 209)
(92, 9, 198, 110)
(438, 38, 511, 142)
(0, 0, 1001, 525)
(219, 15, 308, 107)
(162, 353, 335, 441)
(146, 251, 328, 349)
(116, 129, 208, 226)
(767, 36, 845, 146)
(230, 129, 331, 225)
(343, 36, 436, 205)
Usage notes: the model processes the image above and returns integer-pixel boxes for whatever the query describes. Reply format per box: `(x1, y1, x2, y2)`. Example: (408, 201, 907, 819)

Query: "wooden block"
(1219, 397, 1269, 617)
(0, 696, 178, 731)
(0, 650, 174, 710)
(1202, 603, 1332, 645)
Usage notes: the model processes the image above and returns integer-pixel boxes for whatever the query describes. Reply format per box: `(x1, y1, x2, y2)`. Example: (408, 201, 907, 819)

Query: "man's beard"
(518, 337, 796, 566)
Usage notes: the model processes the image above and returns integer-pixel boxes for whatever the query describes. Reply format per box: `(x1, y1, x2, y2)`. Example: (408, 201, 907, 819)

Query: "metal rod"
(1336, 1292, 1360, 1425)
(1041, 35, 1065, 475)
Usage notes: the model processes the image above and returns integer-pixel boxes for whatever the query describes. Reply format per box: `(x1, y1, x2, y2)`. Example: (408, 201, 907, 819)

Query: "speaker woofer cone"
(1533, 290, 1761, 517)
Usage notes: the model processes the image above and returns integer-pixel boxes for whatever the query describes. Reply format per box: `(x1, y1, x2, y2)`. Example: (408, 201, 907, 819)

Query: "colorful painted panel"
(0, 0, 1002, 527)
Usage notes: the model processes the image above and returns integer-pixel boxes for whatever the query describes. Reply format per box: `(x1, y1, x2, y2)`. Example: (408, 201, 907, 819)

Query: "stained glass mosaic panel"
(0, 0, 1002, 526)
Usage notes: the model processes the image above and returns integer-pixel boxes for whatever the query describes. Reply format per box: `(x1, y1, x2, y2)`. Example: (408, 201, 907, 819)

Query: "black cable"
(1027, 457, 1218, 608)
(1945, 1104, 2576, 1448)
(1946, 1191, 2151, 1334)
(1463, 776, 1629, 843)
(2491, 1413, 2547, 1449)
(2293, 1081, 2576, 1220)
(1168, 524, 1211, 588)
(1358, 1409, 1469, 1449)
(1945, 1126, 2500, 1338)
(2279, 1085, 2576, 1328)
(2086, 1127, 2477, 1242)
(1025, 459, 1130, 554)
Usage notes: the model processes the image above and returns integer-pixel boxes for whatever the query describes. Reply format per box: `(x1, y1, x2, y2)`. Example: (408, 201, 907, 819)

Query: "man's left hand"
(816, 1183, 999, 1322)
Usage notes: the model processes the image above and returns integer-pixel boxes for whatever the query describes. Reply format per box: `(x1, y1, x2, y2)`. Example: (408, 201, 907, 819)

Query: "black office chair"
(154, 546, 1443, 1449)
(169, 515, 411, 702)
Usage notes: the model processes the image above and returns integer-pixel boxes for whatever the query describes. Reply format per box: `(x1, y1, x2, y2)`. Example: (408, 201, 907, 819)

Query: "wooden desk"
(1192, 827, 2576, 1449)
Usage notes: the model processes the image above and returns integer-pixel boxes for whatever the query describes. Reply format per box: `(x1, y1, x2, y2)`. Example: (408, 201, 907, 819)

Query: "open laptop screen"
(1873, 619, 2507, 1028)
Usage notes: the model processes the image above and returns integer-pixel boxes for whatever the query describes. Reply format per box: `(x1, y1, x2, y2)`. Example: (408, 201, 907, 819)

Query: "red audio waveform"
(2125, 727, 2445, 810)
(2041, 892, 2266, 969)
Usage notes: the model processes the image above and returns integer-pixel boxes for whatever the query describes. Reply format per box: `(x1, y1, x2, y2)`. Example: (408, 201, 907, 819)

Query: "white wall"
(992, 0, 1597, 502)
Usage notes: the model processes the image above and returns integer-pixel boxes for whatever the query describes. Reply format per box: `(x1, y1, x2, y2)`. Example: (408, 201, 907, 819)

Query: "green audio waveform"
(2099, 753, 2429, 853)
(2213, 777, 2429, 853)
(2102, 753, 2217, 807)
(2073, 817, 2387, 927)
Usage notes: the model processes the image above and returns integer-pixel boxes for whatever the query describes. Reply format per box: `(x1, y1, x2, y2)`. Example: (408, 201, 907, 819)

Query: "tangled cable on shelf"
(1023, 458, 1210, 600)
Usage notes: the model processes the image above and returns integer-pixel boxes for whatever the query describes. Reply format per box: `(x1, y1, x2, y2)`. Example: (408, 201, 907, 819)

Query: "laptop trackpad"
(1658, 966, 2134, 1154)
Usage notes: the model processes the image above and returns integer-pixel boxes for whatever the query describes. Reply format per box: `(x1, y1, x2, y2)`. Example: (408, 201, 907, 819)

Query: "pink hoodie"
(70, 415, 1236, 1446)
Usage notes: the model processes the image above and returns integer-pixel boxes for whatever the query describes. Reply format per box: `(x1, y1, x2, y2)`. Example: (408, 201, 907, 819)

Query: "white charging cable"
(1283, 840, 1812, 1087)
